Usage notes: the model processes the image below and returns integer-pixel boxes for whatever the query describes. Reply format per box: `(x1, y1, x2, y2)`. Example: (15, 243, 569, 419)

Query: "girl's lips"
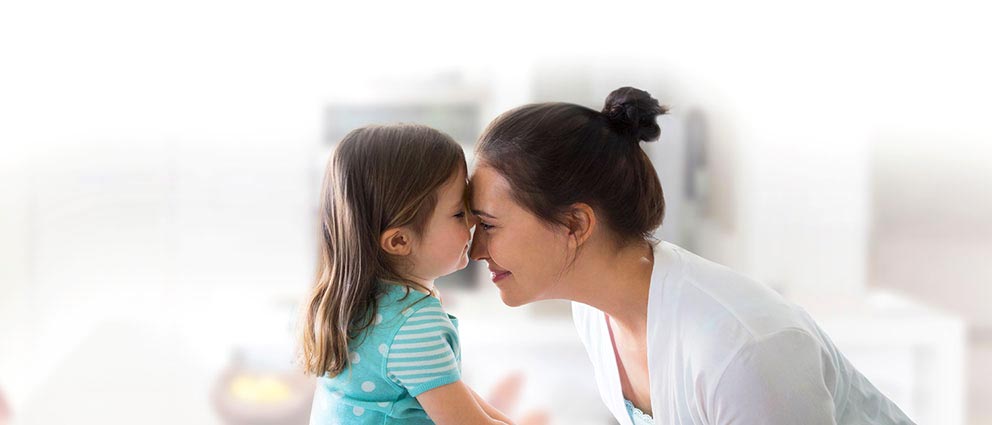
(491, 271, 512, 282)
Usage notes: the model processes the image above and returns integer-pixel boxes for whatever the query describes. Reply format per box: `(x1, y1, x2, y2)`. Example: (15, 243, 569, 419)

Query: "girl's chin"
(445, 257, 470, 275)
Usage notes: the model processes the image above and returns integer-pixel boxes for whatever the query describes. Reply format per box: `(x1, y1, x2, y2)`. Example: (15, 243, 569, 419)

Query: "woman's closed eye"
(470, 210, 496, 230)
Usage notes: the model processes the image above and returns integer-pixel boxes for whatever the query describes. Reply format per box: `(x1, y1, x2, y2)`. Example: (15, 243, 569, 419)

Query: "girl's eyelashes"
(478, 222, 494, 231)
(454, 210, 466, 218)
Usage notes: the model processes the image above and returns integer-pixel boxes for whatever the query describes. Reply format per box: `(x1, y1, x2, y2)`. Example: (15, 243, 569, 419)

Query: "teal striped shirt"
(310, 282, 461, 424)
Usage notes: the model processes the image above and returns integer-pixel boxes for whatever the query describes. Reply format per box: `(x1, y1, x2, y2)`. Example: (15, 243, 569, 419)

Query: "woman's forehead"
(468, 167, 510, 198)
(467, 167, 514, 213)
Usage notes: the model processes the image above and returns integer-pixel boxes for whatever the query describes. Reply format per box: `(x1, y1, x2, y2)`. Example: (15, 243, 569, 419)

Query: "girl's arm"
(417, 380, 513, 425)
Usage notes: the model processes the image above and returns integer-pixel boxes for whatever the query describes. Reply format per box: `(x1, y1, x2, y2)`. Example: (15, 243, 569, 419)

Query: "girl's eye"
(454, 211, 466, 218)
(479, 222, 494, 231)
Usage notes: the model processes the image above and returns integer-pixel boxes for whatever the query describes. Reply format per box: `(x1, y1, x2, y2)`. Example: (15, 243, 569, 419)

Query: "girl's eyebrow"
(471, 210, 497, 219)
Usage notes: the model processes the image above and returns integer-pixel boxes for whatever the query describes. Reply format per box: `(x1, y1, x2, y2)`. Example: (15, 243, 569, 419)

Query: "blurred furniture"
(15, 321, 218, 425)
(789, 290, 966, 425)
(211, 348, 314, 425)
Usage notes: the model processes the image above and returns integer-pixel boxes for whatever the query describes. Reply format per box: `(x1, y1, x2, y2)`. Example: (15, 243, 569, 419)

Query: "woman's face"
(468, 165, 572, 306)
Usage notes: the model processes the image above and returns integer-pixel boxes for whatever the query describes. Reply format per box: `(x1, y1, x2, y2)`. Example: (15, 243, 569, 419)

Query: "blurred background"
(1, 1, 990, 424)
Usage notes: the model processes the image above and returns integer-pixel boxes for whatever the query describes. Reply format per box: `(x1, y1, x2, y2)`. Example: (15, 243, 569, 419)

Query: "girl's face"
(408, 167, 473, 283)
(468, 166, 572, 307)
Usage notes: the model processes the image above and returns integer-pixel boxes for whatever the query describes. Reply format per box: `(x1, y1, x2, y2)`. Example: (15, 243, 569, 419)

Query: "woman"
(467, 87, 915, 425)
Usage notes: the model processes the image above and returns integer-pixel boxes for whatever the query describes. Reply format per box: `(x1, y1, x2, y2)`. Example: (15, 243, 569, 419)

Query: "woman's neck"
(564, 239, 655, 335)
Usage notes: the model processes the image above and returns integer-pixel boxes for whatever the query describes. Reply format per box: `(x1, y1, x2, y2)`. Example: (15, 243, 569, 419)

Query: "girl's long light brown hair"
(300, 124, 465, 377)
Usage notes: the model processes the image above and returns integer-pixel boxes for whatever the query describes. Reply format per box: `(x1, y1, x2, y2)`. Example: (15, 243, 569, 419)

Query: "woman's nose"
(468, 229, 487, 260)
(465, 214, 480, 228)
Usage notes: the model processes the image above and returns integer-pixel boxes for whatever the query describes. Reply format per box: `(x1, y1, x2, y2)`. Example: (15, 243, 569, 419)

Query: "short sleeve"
(385, 306, 461, 397)
(710, 328, 838, 425)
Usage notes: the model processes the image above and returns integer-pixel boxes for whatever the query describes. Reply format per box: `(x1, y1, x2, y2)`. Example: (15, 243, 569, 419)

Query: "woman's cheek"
(487, 234, 505, 266)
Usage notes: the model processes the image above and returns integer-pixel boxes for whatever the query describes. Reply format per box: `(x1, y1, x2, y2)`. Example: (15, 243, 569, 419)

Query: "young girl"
(300, 124, 512, 425)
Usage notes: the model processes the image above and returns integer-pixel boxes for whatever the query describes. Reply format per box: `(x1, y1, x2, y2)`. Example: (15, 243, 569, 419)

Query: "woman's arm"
(417, 380, 512, 425)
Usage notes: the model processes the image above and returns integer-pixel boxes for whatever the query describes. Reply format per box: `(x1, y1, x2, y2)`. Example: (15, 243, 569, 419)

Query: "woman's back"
(573, 241, 915, 425)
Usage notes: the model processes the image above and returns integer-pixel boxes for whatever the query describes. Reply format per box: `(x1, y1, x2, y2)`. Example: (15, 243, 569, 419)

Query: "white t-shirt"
(572, 241, 915, 425)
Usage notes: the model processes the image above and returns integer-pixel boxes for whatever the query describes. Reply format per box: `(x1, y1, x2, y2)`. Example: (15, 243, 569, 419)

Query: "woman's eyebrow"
(471, 210, 497, 219)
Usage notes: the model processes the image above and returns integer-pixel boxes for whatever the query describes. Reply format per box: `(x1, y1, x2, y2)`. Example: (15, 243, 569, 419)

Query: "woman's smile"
(490, 269, 512, 283)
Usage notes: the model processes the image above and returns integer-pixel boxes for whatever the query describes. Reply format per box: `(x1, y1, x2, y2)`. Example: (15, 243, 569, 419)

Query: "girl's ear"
(380, 227, 413, 256)
(565, 203, 596, 248)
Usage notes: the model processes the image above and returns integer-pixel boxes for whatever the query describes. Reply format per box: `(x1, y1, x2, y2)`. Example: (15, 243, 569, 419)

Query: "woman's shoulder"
(656, 241, 810, 339)
(650, 242, 833, 378)
(649, 244, 840, 394)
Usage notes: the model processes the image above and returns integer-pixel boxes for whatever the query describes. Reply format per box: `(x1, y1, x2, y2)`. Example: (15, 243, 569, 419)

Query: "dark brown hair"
(476, 86, 668, 246)
(301, 124, 466, 377)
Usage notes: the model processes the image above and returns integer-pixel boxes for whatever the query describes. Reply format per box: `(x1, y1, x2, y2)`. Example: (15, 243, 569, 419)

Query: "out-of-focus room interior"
(1, 1, 990, 424)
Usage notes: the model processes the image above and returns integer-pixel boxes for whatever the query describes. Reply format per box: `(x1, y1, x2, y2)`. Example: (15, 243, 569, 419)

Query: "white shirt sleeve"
(710, 328, 838, 425)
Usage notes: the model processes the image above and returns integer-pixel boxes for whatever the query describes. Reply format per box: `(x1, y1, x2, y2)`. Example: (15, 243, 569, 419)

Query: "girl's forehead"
(441, 171, 466, 198)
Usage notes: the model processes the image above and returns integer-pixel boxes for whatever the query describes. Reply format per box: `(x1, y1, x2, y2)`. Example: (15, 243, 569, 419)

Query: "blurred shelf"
(788, 289, 966, 425)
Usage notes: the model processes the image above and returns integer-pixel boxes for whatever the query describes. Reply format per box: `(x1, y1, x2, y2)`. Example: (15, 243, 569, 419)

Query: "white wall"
(871, 135, 992, 328)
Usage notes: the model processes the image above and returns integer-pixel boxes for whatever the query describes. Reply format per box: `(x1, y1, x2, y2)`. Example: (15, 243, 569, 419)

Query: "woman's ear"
(380, 227, 413, 256)
(566, 203, 596, 248)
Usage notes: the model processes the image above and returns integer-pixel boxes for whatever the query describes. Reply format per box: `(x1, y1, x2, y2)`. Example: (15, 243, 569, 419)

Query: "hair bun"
(602, 87, 669, 142)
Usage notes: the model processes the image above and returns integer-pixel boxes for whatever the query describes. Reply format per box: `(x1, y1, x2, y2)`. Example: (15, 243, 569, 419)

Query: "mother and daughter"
(299, 87, 915, 425)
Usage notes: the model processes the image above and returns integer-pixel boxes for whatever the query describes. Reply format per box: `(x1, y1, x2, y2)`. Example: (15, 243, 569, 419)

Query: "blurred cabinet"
(790, 290, 966, 425)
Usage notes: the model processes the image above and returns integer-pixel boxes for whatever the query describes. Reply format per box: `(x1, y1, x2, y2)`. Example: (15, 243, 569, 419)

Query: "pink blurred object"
(487, 372, 550, 425)
(0, 386, 12, 425)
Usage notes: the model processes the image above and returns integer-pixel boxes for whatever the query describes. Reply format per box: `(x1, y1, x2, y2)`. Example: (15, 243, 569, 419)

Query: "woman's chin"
(497, 288, 529, 307)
